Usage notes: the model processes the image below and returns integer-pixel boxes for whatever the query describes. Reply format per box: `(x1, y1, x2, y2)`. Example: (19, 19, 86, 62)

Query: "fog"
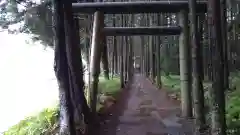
(0, 32, 77, 133)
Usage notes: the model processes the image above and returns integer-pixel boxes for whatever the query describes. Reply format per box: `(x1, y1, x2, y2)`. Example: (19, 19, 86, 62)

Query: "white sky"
(0, 31, 89, 133)
(0, 32, 58, 133)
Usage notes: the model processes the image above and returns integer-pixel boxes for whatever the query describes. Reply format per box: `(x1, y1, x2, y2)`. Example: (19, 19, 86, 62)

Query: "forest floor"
(96, 74, 195, 135)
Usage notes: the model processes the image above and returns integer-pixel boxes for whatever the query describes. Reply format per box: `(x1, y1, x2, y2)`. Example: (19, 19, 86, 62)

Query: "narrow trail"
(98, 74, 194, 135)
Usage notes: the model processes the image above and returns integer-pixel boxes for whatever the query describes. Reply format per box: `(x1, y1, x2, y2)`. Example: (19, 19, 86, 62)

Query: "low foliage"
(98, 76, 121, 97)
(226, 73, 240, 135)
(4, 77, 120, 135)
(4, 106, 59, 135)
(161, 73, 240, 135)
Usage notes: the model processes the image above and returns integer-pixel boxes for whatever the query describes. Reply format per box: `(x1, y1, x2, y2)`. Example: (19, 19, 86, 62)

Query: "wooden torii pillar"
(89, 11, 105, 119)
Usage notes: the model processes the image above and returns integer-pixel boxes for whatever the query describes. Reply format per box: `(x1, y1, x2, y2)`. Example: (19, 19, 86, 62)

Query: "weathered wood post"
(89, 11, 104, 118)
(178, 9, 193, 118)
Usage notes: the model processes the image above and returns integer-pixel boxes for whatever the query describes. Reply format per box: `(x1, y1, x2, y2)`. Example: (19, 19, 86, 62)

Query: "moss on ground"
(4, 77, 120, 135)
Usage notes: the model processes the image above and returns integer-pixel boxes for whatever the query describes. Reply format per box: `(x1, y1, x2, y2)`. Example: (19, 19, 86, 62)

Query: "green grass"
(98, 76, 121, 98)
(161, 73, 240, 135)
(161, 75, 181, 93)
(4, 106, 59, 135)
(226, 73, 240, 134)
(161, 75, 211, 92)
(4, 76, 120, 135)
(96, 76, 120, 111)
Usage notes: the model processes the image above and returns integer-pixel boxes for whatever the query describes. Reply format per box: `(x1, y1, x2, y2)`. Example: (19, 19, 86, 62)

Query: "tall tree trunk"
(124, 15, 128, 82)
(156, 34, 162, 88)
(101, 38, 110, 80)
(149, 14, 154, 81)
(156, 13, 162, 87)
(178, 9, 193, 118)
(120, 14, 125, 88)
(145, 15, 150, 77)
(144, 42, 148, 76)
(162, 14, 170, 77)
(210, 0, 227, 134)
(140, 35, 145, 74)
(52, 0, 76, 134)
(152, 38, 156, 82)
(128, 36, 133, 81)
(198, 15, 205, 81)
(112, 13, 118, 75)
(189, 0, 206, 132)
(63, 0, 93, 134)
(128, 14, 134, 80)
(111, 37, 115, 78)
(207, 9, 214, 81)
(124, 35, 129, 82)
(203, 18, 209, 80)
(220, 0, 229, 90)
(146, 41, 150, 77)
(113, 37, 118, 74)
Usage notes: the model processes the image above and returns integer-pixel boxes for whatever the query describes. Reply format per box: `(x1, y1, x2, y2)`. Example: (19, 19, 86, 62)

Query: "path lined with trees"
(98, 74, 194, 135)
(1, 0, 240, 135)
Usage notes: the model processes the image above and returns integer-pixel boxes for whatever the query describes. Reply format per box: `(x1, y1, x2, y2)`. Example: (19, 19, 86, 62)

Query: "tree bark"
(52, 0, 76, 134)
(120, 14, 125, 88)
(220, 0, 229, 90)
(207, 7, 214, 81)
(128, 36, 133, 80)
(149, 14, 154, 81)
(197, 14, 204, 81)
(178, 9, 193, 118)
(189, 0, 206, 132)
(124, 35, 129, 82)
(63, 0, 93, 134)
(112, 13, 118, 75)
(101, 38, 110, 80)
(210, 0, 227, 134)
(156, 34, 162, 88)
(189, 0, 206, 133)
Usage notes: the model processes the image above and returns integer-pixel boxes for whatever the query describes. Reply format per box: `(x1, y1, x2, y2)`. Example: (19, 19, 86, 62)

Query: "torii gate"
(53, 0, 207, 134)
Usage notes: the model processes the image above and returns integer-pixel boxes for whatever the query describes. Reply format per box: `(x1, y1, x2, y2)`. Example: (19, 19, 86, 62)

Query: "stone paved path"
(98, 74, 194, 135)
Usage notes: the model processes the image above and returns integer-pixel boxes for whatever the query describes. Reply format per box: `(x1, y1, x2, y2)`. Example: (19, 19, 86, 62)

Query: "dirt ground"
(95, 74, 195, 135)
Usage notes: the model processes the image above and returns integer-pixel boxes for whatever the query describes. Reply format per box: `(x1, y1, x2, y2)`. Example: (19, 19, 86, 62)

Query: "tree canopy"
(0, 0, 54, 46)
